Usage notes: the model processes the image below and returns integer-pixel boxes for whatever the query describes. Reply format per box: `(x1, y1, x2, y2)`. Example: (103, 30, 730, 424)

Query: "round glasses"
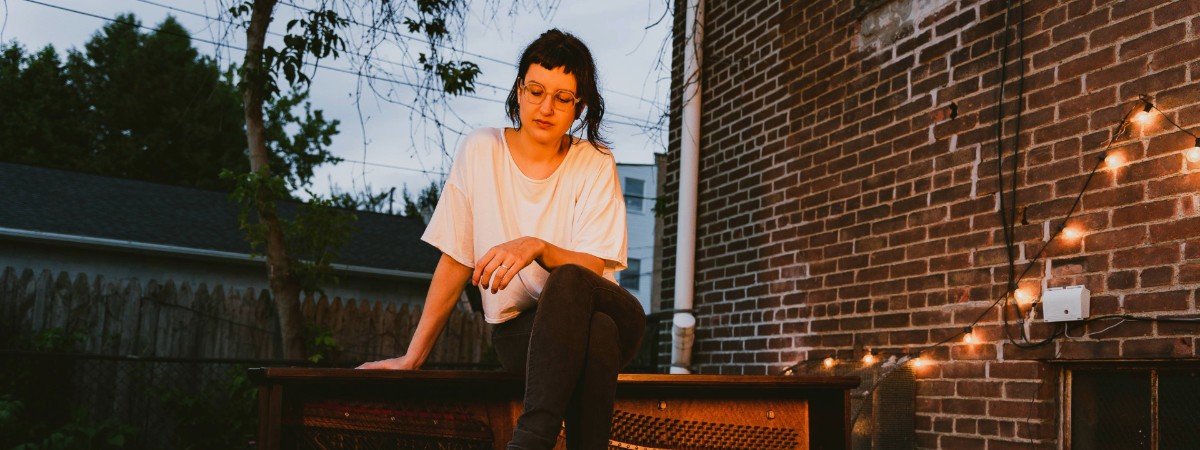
(520, 81, 580, 112)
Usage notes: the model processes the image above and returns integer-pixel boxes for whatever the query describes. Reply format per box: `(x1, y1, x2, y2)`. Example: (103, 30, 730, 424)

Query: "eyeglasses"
(520, 81, 580, 112)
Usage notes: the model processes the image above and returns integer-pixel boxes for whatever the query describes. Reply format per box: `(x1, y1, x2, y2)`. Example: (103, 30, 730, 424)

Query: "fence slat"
(0, 266, 490, 363)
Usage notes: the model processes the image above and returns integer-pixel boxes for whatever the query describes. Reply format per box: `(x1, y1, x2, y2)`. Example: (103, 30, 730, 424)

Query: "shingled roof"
(0, 162, 440, 276)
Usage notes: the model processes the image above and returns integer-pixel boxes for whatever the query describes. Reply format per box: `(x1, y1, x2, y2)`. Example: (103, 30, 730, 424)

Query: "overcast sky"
(1, 0, 671, 200)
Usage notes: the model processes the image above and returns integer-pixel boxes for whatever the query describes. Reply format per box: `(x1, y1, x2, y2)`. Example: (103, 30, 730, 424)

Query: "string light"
(1186, 138, 1200, 163)
(1014, 286, 1038, 306)
(781, 99, 1199, 377)
(1104, 152, 1125, 168)
(1133, 101, 1154, 126)
(1061, 226, 1082, 240)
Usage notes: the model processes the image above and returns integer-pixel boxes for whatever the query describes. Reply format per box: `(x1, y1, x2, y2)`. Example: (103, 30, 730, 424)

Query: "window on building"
(1066, 365, 1200, 449)
(620, 258, 641, 291)
(624, 177, 644, 212)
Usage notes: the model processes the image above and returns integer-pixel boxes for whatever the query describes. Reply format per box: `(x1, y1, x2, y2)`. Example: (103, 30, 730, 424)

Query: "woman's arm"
(472, 237, 603, 294)
(357, 253, 473, 370)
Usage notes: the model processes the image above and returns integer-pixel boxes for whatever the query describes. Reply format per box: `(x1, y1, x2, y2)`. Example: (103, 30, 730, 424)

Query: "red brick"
(1124, 289, 1190, 312)
(1119, 23, 1187, 60)
(1123, 338, 1193, 358)
(1139, 266, 1174, 287)
(1150, 172, 1200, 198)
(1089, 12, 1152, 49)
(1154, 0, 1200, 25)
(1112, 244, 1180, 269)
(1111, 199, 1176, 227)
(1181, 263, 1200, 283)
(952, 343, 998, 360)
(1084, 57, 1149, 92)
(1151, 39, 1200, 72)
(1148, 216, 1200, 241)
(1083, 226, 1147, 252)
(942, 398, 988, 415)
(1058, 340, 1120, 359)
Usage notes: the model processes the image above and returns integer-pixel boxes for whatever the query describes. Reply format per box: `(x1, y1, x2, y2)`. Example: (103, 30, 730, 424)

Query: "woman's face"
(517, 64, 579, 145)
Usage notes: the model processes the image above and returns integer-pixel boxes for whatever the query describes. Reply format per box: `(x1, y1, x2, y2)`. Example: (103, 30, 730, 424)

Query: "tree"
(0, 14, 339, 193)
(402, 181, 440, 220)
(224, 0, 490, 359)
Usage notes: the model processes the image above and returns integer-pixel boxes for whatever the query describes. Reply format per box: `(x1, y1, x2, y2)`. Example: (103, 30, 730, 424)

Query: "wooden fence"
(0, 266, 491, 364)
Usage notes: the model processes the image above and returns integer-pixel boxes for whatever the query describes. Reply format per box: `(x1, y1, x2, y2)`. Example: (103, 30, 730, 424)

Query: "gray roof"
(0, 162, 440, 275)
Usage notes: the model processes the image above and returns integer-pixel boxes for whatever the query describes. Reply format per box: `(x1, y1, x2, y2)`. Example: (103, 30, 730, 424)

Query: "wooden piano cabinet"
(249, 368, 859, 450)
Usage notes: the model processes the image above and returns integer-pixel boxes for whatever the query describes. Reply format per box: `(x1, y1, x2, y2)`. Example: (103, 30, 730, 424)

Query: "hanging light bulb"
(1133, 101, 1154, 126)
(1062, 226, 1082, 240)
(822, 357, 836, 368)
(911, 356, 926, 368)
(963, 327, 976, 344)
(1186, 138, 1200, 163)
(862, 353, 876, 365)
(1015, 286, 1038, 306)
(1104, 152, 1125, 168)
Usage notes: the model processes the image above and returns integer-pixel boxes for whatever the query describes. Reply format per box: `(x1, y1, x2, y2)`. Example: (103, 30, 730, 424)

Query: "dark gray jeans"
(491, 264, 646, 450)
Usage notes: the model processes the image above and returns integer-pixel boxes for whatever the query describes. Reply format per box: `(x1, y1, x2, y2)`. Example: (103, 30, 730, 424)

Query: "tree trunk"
(243, 0, 306, 360)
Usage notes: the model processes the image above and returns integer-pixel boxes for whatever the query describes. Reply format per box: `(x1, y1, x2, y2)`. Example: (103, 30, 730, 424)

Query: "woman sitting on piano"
(357, 28, 646, 450)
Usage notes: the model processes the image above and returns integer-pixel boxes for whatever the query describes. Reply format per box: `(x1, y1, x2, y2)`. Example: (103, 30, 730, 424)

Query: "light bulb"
(1062, 226, 1082, 240)
(823, 357, 836, 368)
(862, 353, 876, 365)
(1015, 287, 1038, 306)
(963, 327, 976, 344)
(1133, 110, 1153, 126)
(1133, 101, 1154, 126)
(1104, 152, 1125, 168)
(912, 357, 926, 368)
(1186, 138, 1200, 163)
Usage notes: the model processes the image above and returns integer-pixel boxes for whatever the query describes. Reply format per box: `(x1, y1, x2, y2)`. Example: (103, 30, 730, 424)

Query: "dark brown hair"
(505, 29, 608, 148)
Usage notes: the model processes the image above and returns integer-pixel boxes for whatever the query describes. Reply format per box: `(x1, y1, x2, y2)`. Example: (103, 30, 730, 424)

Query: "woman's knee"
(546, 264, 593, 286)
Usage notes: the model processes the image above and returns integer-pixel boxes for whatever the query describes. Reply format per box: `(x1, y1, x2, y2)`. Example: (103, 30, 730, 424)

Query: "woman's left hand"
(474, 237, 545, 293)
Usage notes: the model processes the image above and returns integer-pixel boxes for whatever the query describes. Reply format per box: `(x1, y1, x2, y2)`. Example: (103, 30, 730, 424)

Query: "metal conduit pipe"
(671, 0, 703, 375)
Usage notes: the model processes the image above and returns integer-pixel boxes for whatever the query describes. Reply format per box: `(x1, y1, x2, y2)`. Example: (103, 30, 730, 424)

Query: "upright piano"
(250, 368, 859, 450)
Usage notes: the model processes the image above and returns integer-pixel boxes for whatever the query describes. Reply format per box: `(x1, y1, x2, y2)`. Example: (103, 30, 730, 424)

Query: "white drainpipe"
(671, 0, 703, 375)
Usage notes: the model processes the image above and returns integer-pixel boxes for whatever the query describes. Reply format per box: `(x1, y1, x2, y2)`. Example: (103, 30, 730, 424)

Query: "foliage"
(304, 325, 340, 363)
(0, 15, 244, 190)
(146, 366, 257, 449)
(402, 181, 441, 220)
(0, 14, 346, 194)
(1, 330, 137, 450)
(404, 0, 480, 95)
(221, 169, 358, 296)
(5, 406, 136, 450)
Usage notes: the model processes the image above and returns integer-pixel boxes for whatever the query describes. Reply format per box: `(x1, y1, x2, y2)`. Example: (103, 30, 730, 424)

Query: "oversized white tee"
(421, 128, 628, 324)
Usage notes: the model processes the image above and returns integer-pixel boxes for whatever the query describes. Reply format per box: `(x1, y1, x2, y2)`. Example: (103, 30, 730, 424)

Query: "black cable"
(1149, 103, 1200, 139)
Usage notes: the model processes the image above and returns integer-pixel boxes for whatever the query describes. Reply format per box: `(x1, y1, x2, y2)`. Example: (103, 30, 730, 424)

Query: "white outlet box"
(1042, 285, 1090, 322)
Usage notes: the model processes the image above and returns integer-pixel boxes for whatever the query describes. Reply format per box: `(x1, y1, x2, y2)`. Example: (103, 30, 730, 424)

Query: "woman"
(358, 29, 647, 450)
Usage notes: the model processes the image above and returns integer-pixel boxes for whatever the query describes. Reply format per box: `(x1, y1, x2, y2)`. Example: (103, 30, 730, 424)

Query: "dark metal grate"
(608, 409, 801, 450)
(1154, 369, 1200, 450)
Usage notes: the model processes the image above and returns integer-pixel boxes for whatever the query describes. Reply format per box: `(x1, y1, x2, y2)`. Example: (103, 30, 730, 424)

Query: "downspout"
(670, 0, 703, 375)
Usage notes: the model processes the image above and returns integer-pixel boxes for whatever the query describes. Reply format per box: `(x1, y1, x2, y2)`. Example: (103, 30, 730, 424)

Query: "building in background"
(0, 162, 438, 308)
(661, 0, 1200, 448)
(617, 161, 660, 313)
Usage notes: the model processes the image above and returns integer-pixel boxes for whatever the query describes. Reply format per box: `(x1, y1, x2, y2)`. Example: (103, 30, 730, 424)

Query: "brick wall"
(663, 0, 1200, 448)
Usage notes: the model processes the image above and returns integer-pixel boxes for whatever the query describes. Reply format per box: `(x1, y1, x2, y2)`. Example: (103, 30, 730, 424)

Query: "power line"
(127, 0, 663, 130)
(274, 0, 669, 110)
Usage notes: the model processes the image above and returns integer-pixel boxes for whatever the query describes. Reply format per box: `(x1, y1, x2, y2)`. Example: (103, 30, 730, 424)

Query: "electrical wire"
(23, 0, 665, 134)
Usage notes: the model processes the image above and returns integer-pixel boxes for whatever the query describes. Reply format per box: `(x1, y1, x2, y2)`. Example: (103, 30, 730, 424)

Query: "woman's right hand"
(355, 354, 419, 370)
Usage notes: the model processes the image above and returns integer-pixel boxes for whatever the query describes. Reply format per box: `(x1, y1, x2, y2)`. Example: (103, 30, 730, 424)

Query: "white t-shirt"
(421, 128, 629, 324)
